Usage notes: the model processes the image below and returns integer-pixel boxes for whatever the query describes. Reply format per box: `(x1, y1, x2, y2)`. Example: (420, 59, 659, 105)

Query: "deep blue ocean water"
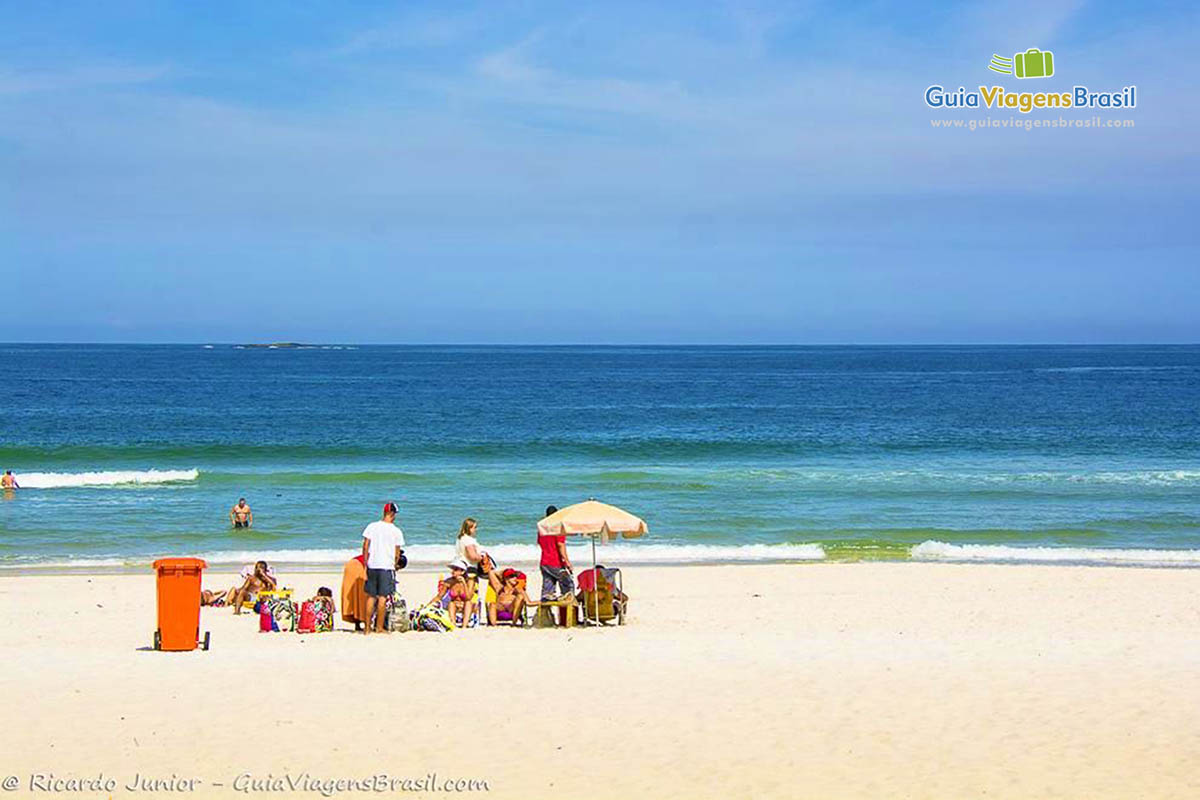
(1, 344, 1198, 568)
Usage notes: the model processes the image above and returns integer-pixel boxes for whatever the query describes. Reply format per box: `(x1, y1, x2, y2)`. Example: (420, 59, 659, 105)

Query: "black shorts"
(468, 554, 495, 579)
(234, 519, 249, 528)
(365, 568, 396, 597)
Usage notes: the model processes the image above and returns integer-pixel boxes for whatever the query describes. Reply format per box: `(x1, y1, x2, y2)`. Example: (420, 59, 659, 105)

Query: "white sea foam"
(732, 468, 1200, 486)
(912, 540, 1200, 566)
(14, 542, 826, 570)
(1035, 365, 1192, 373)
(14, 469, 200, 489)
(196, 542, 827, 567)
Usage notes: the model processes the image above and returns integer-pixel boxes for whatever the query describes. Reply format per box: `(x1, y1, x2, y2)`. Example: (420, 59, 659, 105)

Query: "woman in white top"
(456, 517, 502, 593)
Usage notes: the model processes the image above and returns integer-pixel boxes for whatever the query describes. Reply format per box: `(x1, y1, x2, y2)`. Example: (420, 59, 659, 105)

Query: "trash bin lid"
(152, 557, 208, 571)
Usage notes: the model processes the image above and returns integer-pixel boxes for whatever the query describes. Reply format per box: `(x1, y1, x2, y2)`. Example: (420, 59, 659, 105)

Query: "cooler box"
(152, 557, 210, 651)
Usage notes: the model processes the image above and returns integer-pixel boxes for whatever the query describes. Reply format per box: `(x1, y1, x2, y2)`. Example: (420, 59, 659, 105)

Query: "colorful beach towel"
(415, 603, 455, 632)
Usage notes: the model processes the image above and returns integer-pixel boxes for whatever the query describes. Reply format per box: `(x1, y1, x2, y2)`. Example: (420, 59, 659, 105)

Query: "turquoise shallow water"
(1, 344, 1198, 568)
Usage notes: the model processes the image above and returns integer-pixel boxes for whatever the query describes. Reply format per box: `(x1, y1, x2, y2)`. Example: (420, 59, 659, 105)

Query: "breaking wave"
(12, 542, 827, 570)
(12, 469, 200, 489)
(911, 540, 1200, 566)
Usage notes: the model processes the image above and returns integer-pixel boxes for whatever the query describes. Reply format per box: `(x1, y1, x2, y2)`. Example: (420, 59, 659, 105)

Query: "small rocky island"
(239, 342, 309, 348)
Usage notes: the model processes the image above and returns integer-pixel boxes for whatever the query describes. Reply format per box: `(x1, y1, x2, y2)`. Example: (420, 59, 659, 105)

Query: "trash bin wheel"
(153, 629, 161, 650)
(201, 631, 211, 651)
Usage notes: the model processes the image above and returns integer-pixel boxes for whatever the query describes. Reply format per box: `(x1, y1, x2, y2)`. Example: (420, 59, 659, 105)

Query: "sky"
(1, 0, 1197, 343)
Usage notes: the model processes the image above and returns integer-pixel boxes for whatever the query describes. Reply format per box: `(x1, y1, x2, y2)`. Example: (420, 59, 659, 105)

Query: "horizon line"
(3, 341, 1199, 348)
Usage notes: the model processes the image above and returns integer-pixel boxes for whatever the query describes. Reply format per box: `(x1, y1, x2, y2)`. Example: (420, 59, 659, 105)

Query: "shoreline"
(4, 553, 1200, 577)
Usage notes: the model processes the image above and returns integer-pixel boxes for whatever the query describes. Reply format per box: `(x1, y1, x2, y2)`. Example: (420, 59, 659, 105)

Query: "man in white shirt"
(361, 501, 405, 634)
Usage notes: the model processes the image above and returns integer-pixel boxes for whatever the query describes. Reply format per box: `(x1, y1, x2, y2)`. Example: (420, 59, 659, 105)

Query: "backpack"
(386, 594, 411, 633)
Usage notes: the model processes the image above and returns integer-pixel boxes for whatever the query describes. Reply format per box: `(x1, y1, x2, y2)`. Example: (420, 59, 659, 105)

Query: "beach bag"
(313, 596, 334, 633)
(259, 606, 275, 632)
(296, 601, 317, 634)
(269, 597, 297, 632)
(386, 594, 411, 633)
(415, 603, 455, 632)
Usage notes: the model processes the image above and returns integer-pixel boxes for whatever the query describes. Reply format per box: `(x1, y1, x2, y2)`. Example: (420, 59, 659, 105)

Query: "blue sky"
(1, 0, 1197, 343)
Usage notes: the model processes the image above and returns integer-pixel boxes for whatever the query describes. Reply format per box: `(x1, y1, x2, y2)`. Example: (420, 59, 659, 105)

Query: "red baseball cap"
(383, 501, 399, 515)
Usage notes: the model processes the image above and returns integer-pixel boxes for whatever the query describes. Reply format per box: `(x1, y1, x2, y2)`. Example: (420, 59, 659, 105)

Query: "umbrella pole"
(591, 534, 599, 624)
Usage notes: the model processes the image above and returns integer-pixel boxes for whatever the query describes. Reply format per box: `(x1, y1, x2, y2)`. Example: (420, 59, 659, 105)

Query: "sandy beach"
(0, 562, 1197, 798)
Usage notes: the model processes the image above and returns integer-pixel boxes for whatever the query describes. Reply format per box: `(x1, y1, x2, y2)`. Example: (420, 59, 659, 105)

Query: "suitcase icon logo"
(988, 48, 1055, 79)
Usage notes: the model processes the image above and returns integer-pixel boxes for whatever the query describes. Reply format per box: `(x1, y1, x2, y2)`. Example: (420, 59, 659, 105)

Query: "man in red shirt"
(538, 505, 574, 600)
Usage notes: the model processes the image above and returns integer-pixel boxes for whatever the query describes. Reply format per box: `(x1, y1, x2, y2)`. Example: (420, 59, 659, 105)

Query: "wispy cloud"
(1, 3, 1195, 235)
(0, 1, 1196, 341)
(474, 39, 694, 119)
(0, 63, 169, 96)
(952, 0, 1088, 51)
(327, 9, 483, 56)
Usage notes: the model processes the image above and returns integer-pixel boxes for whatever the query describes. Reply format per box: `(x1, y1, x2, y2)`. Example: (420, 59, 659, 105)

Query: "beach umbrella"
(537, 499, 647, 623)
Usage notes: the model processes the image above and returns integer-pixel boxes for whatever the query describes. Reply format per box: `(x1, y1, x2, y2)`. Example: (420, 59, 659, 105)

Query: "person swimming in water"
(229, 498, 253, 528)
(1, 471, 17, 490)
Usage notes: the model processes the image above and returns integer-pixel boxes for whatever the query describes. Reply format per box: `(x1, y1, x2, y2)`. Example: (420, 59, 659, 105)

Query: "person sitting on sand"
(308, 587, 336, 631)
(576, 564, 628, 617)
(229, 498, 253, 528)
(429, 558, 476, 627)
(200, 589, 229, 607)
(456, 517, 502, 593)
(1, 470, 18, 490)
(230, 560, 276, 614)
(488, 568, 530, 626)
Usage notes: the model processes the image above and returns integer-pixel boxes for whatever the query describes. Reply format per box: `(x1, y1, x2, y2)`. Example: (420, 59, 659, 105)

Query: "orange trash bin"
(152, 557, 210, 652)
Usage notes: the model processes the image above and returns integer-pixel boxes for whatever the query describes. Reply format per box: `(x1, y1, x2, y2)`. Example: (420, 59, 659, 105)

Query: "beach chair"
(246, 587, 292, 611)
(578, 568, 626, 626)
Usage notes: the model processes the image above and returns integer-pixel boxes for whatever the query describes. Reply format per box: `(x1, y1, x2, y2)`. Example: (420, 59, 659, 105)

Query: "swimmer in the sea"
(1, 470, 18, 490)
(229, 497, 253, 528)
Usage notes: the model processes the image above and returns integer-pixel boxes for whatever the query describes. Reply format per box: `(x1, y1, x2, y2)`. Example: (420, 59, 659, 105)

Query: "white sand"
(1, 563, 1198, 798)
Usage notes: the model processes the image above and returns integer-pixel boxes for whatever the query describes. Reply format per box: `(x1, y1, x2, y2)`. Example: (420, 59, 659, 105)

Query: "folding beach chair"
(577, 567, 626, 625)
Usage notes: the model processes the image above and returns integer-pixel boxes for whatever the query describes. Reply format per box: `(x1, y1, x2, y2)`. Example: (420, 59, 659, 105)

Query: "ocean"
(1, 344, 1198, 570)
